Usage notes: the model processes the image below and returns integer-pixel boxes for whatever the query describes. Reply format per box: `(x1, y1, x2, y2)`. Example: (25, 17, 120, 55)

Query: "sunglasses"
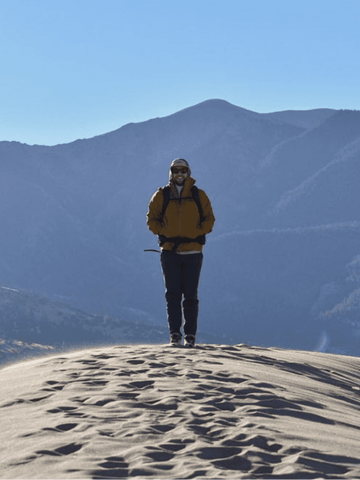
(172, 167, 188, 174)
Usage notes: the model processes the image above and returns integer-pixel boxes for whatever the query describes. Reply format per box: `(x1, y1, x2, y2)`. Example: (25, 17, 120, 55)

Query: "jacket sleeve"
(146, 189, 165, 236)
(197, 190, 215, 235)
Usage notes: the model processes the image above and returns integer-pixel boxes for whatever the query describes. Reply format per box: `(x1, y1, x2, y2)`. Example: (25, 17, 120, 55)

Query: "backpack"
(158, 185, 206, 250)
(160, 185, 205, 223)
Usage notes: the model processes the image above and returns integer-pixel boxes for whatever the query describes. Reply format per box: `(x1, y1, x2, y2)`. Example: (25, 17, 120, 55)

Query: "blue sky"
(1, 0, 360, 145)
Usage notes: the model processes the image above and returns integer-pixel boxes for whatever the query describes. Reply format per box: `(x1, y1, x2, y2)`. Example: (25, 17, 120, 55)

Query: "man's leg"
(160, 251, 183, 337)
(182, 253, 203, 338)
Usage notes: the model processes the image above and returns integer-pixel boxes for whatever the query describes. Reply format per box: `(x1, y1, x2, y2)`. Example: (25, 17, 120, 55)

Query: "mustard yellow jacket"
(146, 177, 215, 252)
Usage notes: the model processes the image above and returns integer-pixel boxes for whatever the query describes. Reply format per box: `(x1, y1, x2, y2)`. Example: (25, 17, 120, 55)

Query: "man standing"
(146, 159, 215, 347)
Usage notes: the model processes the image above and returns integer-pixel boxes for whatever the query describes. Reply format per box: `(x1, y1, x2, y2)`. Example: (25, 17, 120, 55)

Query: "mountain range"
(1, 99, 359, 357)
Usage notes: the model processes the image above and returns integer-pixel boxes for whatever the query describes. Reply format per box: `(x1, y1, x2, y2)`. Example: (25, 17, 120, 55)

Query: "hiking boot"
(170, 333, 182, 347)
(184, 335, 196, 348)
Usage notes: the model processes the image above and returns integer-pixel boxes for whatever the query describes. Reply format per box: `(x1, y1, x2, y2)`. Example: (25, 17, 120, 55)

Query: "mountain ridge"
(0, 99, 335, 148)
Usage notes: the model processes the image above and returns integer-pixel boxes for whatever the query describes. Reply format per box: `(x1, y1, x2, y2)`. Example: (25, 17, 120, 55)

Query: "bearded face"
(171, 166, 189, 185)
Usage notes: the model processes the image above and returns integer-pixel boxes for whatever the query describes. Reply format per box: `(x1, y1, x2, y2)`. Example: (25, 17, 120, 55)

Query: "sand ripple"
(1, 344, 360, 478)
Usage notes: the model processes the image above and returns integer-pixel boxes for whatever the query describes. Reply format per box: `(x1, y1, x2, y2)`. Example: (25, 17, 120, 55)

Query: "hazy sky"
(1, 0, 360, 145)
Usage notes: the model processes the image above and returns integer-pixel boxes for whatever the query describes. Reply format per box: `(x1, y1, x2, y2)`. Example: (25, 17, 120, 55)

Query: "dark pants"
(160, 251, 203, 337)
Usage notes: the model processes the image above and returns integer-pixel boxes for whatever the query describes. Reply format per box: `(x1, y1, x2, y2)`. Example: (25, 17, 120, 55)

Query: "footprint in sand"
(36, 442, 83, 456)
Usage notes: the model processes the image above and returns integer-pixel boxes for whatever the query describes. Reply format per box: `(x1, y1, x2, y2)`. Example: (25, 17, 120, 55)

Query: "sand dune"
(1, 343, 360, 479)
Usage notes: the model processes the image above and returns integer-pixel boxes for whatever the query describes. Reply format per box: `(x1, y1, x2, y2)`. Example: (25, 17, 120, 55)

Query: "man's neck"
(175, 184, 183, 196)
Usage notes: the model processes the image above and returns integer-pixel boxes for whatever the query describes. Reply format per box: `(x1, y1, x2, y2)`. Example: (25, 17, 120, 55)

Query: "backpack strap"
(159, 235, 206, 252)
(190, 185, 205, 224)
(160, 185, 171, 220)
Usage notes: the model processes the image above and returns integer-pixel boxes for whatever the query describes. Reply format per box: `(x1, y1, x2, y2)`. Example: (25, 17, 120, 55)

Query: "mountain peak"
(171, 98, 260, 121)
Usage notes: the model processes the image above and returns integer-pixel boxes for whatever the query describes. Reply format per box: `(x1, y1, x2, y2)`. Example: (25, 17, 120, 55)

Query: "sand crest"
(1, 343, 360, 479)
